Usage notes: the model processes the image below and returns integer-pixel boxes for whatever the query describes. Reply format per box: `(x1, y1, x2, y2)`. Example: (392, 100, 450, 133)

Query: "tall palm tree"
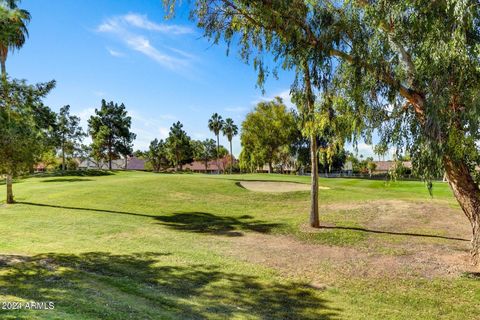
(208, 113, 224, 174)
(0, 0, 31, 78)
(222, 118, 238, 174)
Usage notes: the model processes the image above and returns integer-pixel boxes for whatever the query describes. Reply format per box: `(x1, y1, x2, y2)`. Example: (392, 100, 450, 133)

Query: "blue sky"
(8, 0, 379, 158)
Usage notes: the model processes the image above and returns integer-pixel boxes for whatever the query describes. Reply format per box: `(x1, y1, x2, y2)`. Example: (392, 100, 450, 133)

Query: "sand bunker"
(239, 181, 330, 193)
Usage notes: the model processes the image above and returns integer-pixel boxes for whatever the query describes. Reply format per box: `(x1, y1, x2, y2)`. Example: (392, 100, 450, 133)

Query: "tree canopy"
(240, 97, 296, 173)
(166, 121, 194, 170)
(146, 138, 170, 172)
(0, 78, 56, 202)
(88, 99, 136, 170)
(0, 0, 30, 76)
(55, 105, 86, 170)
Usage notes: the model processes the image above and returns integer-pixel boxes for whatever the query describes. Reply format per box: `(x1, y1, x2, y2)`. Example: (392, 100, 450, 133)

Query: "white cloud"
(125, 35, 188, 69)
(123, 13, 193, 35)
(97, 13, 194, 71)
(106, 47, 125, 57)
(128, 110, 174, 148)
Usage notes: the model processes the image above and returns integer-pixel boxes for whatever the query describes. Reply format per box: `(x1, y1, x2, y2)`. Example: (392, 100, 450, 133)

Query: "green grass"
(0, 171, 477, 319)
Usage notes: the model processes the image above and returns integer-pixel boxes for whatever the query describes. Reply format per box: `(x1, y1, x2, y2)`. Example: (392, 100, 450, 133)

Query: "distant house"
(257, 163, 296, 174)
(78, 156, 146, 171)
(373, 161, 412, 173)
(183, 156, 236, 173)
(33, 162, 47, 172)
(183, 160, 222, 173)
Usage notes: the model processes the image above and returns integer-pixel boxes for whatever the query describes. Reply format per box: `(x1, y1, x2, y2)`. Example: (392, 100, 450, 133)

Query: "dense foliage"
(240, 98, 296, 173)
(0, 78, 56, 202)
(166, 121, 194, 170)
(54, 105, 86, 170)
(88, 99, 136, 170)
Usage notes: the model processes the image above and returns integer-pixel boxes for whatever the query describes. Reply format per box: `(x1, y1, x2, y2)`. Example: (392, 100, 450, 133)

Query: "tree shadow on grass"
(155, 212, 282, 236)
(0, 252, 339, 320)
(31, 170, 114, 178)
(18, 202, 282, 237)
(41, 178, 94, 183)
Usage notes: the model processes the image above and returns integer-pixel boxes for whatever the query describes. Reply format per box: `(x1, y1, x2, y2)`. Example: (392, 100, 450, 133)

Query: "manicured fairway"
(0, 171, 478, 319)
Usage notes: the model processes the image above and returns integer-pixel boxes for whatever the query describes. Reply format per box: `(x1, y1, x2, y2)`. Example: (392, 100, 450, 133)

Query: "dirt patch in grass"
(225, 233, 474, 283)
(239, 181, 330, 193)
(223, 199, 477, 282)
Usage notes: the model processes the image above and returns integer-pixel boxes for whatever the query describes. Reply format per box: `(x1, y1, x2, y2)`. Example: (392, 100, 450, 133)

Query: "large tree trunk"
(303, 62, 319, 228)
(443, 156, 480, 265)
(6, 174, 14, 204)
(268, 162, 273, 173)
(310, 135, 319, 228)
(124, 156, 128, 170)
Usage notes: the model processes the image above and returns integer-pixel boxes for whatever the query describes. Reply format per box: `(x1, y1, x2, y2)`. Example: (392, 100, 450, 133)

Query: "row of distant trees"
(135, 114, 238, 173)
(35, 100, 136, 172)
(135, 122, 229, 173)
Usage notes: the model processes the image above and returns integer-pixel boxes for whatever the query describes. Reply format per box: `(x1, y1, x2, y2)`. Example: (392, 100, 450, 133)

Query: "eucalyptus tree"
(0, 79, 56, 203)
(208, 113, 224, 173)
(164, 0, 480, 264)
(0, 0, 30, 78)
(222, 118, 238, 174)
(164, 0, 340, 228)
(56, 105, 86, 171)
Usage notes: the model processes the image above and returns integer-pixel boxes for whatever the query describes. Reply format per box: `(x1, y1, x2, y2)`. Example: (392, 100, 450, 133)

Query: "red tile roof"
(373, 161, 412, 172)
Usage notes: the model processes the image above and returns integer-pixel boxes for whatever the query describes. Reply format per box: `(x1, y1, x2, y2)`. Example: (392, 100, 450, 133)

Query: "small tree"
(88, 100, 135, 170)
(55, 105, 86, 171)
(366, 159, 377, 178)
(0, 78, 56, 203)
(146, 138, 170, 172)
(241, 98, 296, 173)
(166, 121, 193, 171)
(193, 139, 216, 172)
